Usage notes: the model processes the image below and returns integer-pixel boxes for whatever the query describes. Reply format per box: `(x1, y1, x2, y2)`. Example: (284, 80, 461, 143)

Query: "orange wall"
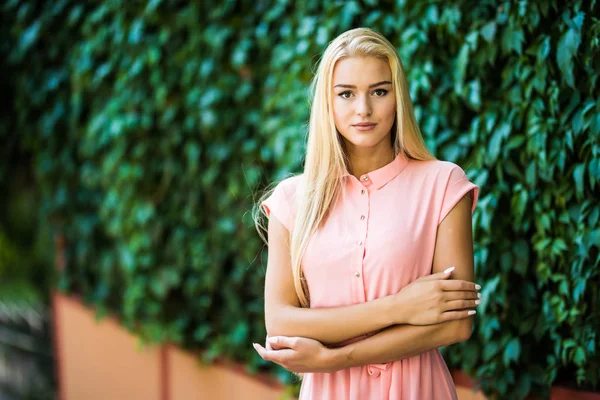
(456, 387, 488, 400)
(168, 346, 284, 400)
(53, 294, 162, 400)
(53, 294, 286, 400)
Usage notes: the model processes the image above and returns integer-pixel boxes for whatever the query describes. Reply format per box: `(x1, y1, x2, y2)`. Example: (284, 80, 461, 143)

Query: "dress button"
(361, 189, 365, 195)
(355, 272, 360, 277)
(360, 215, 365, 220)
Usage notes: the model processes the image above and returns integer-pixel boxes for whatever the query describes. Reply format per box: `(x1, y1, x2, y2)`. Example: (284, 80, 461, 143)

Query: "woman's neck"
(347, 146, 395, 179)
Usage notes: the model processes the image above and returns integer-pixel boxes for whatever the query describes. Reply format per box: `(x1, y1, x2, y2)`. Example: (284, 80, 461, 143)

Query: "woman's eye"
(338, 89, 387, 98)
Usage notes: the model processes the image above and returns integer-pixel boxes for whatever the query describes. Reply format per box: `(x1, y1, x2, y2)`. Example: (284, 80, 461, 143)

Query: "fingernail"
(444, 266, 455, 274)
(475, 300, 481, 305)
(475, 284, 481, 290)
(477, 293, 482, 298)
(268, 337, 278, 344)
(468, 310, 477, 315)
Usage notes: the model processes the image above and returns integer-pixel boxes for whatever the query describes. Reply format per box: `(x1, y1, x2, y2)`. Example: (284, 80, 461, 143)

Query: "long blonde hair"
(255, 27, 435, 308)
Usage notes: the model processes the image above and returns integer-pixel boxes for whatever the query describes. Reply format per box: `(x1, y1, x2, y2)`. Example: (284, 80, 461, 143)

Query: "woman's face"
(331, 56, 396, 152)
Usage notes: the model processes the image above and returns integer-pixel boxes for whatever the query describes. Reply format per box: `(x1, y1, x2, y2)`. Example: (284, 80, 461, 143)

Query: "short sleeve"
(438, 164, 479, 225)
(261, 181, 293, 231)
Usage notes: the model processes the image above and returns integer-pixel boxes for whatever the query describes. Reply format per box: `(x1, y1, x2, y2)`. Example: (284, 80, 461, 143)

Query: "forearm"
(266, 296, 395, 345)
(331, 318, 472, 368)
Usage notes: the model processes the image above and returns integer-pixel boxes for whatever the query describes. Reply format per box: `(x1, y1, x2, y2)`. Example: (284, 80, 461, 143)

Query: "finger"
(443, 299, 481, 312)
(419, 266, 455, 281)
(270, 340, 289, 351)
(264, 335, 282, 351)
(253, 342, 268, 359)
(443, 291, 481, 301)
(439, 280, 481, 291)
(268, 336, 298, 350)
(439, 309, 477, 322)
(253, 343, 293, 364)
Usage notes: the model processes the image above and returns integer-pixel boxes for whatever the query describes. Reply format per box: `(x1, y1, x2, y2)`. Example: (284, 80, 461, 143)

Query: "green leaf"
(556, 28, 581, 88)
(480, 22, 496, 42)
(454, 44, 470, 93)
(502, 26, 524, 55)
(340, 1, 361, 30)
(297, 17, 316, 37)
(552, 238, 568, 255)
(573, 163, 585, 198)
(574, 347, 586, 366)
(230, 322, 249, 345)
(19, 20, 42, 54)
(536, 36, 551, 64)
(573, 279, 586, 302)
(193, 325, 212, 341)
(504, 338, 521, 366)
(483, 341, 500, 361)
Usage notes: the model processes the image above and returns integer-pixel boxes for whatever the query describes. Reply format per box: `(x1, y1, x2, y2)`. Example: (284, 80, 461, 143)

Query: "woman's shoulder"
(408, 158, 467, 179)
(277, 173, 303, 190)
(273, 173, 304, 201)
(278, 173, 303, 188)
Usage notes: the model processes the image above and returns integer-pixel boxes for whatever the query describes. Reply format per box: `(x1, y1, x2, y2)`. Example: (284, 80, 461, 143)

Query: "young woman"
(253, 27, 481, 400)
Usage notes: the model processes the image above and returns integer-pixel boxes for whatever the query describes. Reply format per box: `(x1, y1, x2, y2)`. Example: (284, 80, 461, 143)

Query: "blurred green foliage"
(1, 0, 599, 398)
(0, 157, 54, 305)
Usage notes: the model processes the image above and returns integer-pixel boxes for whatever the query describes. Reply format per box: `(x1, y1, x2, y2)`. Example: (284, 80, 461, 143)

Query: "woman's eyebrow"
(333, 80, 392, 89)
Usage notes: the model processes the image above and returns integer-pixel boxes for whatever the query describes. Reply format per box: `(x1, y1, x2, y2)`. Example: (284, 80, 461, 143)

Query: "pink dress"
(262, 152, 479, 400)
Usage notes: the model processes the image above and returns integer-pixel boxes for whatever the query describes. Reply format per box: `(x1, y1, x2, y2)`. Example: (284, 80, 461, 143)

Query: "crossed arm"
(329, 192, 477, 369)
(257, 191, 477, 370)
(263, 210, 400, 345)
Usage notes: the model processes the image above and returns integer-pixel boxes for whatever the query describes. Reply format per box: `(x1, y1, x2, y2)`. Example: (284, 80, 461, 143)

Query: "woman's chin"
(343, 134, 388, 149)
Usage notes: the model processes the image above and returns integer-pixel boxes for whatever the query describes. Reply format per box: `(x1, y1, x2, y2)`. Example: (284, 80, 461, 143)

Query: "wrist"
(385, 292, 405, 325)
(325, 346, 351, 372)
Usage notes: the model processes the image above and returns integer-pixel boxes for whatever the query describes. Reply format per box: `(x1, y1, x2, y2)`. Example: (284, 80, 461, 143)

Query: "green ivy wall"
(1, 1, 599, 398)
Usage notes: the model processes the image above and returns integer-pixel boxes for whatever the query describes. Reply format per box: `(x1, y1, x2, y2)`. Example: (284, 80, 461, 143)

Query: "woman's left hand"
(253, 336, 337, 373)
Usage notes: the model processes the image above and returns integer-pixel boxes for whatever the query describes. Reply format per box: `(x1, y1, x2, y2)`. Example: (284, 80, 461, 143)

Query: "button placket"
(357, 183, 368, 248)
(353, 178, 370, 303)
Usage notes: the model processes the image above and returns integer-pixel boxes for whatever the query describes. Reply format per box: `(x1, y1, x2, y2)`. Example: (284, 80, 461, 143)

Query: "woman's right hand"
(393, 267, 481, 325)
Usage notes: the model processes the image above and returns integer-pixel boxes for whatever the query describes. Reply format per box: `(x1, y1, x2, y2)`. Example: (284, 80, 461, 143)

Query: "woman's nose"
(356, 95, 372, 117)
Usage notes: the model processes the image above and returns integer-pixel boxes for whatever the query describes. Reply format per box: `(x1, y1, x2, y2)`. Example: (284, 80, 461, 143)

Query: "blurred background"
(0, 0, 598, 399)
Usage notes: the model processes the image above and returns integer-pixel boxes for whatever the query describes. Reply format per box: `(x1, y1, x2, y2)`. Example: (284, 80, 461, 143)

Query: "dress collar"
(340, 151, 409, 189)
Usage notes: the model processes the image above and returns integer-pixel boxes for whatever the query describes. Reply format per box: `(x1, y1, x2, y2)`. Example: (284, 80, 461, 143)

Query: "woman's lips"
(353, 123, 377, 131)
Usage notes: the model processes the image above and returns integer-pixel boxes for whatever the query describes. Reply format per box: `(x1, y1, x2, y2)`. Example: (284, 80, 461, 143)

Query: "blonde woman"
(253, 27, 481, 400)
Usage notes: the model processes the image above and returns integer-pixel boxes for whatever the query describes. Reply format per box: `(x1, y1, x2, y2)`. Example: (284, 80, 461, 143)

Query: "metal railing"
(0, 301, 55, 400)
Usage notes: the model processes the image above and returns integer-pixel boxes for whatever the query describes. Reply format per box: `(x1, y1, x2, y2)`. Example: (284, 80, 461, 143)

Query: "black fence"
(0, 301, 55, 400)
